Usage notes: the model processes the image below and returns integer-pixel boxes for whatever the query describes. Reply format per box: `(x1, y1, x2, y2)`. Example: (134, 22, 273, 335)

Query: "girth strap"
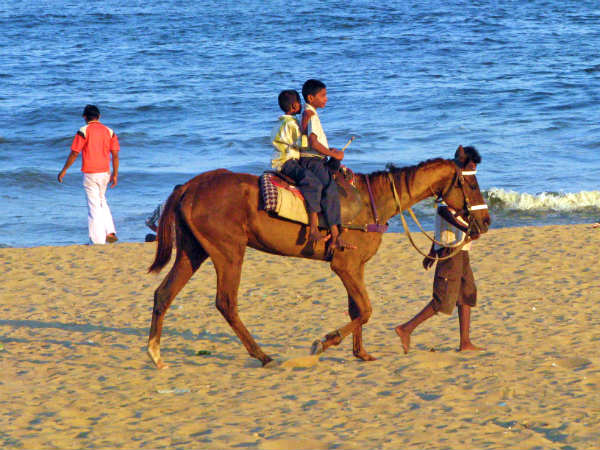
(365, 174, 380, 225)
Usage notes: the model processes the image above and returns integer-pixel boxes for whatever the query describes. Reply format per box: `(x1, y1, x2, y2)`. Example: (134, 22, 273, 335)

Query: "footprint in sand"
(264, 354, 320, 369)
(555, 356, 592, 370)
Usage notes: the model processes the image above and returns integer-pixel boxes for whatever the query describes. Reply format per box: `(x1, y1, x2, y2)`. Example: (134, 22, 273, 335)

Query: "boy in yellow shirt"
(271, 89, 329, 245)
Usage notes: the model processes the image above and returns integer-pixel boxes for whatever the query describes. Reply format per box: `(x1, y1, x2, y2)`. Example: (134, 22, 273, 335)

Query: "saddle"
(260, 170, 363, 228)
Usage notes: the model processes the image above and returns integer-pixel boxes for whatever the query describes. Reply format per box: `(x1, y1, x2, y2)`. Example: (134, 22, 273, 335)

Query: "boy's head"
(277, 90, 301, 115)
(454, 145, 481, 168)
(302, 79, 327, 108)
(82, 104, 100, 121)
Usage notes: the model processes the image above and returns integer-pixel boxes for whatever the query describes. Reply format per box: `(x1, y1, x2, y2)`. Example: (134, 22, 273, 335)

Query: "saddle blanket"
(260, 172, 310, 224)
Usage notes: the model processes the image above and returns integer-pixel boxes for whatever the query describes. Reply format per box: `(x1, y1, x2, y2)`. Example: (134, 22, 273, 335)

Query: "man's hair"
(302, 79, 326, 101)
(277, 90, 301, 113)
(82, 104, 100, 120)
(463, 146, 481, 165)
(455, 145, 481, 167)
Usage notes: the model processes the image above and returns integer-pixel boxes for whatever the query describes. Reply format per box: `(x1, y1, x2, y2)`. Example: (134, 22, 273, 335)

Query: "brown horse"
(147, 154, 490, 368)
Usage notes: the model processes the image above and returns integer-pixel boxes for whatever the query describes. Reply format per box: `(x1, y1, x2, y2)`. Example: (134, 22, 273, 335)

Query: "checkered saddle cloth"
(259, 171, 363, 227)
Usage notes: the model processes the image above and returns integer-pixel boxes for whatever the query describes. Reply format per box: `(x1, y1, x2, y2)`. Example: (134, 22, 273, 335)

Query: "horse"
(147, 152, 490, 368)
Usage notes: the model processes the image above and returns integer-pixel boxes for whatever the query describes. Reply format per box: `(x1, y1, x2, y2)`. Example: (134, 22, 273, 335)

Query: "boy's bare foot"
(334, 237, 356, 250)
(326, 235, 356, 257)
(307, 229, 330, 245)
(395, 325, 411, 354)
(459, 342, 484, 351)
(106, 233, 118, 243)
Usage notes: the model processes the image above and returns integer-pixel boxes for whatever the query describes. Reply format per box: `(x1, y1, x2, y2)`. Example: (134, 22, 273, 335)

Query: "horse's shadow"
(0, 319, 240, 347)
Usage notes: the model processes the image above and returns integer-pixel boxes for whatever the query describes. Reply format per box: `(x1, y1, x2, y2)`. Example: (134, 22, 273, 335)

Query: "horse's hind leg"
(148, 245, 208, 369)
(211, 250, 273, 366)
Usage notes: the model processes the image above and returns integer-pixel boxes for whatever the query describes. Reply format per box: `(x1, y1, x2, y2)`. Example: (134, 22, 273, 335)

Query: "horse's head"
(440, 147, 491, 238)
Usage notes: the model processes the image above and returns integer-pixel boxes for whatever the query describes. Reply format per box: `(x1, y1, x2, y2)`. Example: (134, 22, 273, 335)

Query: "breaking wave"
(486, 188, 600, 212)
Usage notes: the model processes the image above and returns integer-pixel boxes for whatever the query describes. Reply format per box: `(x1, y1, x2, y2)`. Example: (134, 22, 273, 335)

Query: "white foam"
(486, 188, 600, 211)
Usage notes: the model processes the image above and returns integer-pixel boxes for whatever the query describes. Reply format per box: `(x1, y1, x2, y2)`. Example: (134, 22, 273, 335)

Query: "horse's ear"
(454, 145, 467, 167)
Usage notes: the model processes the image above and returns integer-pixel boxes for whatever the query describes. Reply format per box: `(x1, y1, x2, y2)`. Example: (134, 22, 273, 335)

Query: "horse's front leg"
(348, 295, 376, 361)
(311, 260, 376, 361)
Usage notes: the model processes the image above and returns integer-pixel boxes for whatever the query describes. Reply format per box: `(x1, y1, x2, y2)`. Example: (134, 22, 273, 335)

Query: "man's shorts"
(432, 251, 477, 315)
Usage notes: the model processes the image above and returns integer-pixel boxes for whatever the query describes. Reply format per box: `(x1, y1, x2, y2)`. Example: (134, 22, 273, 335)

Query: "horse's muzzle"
(468, 215, 490, 237)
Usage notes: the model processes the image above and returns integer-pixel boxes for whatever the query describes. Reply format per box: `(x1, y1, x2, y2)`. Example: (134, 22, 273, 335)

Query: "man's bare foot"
(395, 325, 411, 354)
(459, 342, 484, 351)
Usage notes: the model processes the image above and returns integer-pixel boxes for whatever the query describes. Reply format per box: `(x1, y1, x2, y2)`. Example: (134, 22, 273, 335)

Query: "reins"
(344, 165, 487, 260)
(387, 172, 467, 261)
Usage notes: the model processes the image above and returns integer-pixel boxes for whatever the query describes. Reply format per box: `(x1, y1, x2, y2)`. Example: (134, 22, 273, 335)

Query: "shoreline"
(1, 225, 599, 449)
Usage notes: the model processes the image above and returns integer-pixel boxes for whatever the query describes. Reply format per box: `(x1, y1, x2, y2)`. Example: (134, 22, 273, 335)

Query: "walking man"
(395, 146, 485, 353)
(58, 104, 120, 244)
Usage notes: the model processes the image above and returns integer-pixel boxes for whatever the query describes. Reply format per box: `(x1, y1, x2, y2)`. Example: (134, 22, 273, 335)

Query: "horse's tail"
(148, 184, 187, 273)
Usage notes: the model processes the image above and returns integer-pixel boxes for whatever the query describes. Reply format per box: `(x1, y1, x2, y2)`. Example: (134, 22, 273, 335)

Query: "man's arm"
(109, 149, 119, 188)
(57, 151, 79, 183)
(438, 205, 468, 233)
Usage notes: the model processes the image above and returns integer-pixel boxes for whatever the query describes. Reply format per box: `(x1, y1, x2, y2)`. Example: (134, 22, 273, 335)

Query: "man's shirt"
(434, 202, 471, 252)
(71, 121, 120, 173)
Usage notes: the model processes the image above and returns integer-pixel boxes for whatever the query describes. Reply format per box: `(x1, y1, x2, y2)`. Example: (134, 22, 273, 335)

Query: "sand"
(1, 225, 599, 449)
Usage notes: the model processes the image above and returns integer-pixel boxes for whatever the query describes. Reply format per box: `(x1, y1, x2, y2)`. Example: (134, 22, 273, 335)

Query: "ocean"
(1, 0, 599, 247)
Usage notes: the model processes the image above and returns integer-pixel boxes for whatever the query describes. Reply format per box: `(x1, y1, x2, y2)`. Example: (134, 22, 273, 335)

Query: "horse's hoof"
(310, 339, 324, 355)
(147, 348, 167, 369)
(263, 360, 281, 369)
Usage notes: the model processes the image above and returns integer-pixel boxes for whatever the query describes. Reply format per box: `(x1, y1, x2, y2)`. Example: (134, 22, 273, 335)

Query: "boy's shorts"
(432, 251, 477, 315)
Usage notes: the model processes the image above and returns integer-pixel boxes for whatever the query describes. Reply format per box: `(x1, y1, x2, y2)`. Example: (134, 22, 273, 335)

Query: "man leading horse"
(395, 146, 489, 353)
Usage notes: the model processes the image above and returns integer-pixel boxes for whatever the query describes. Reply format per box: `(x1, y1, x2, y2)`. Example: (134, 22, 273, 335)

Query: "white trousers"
(83, 172, 116, 244)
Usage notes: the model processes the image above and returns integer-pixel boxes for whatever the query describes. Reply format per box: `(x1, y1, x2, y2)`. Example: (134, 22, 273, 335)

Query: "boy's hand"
(301, 110, 314, 133)
(57, 170, 66, 183)
(330, 148, 344, 160)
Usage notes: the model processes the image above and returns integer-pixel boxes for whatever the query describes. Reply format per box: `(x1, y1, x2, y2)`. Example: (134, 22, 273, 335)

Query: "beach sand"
(1, 225, 599, 449)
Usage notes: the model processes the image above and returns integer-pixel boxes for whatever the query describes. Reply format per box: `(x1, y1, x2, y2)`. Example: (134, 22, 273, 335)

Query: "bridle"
(442, 167, 489, 238)
(387, 164, 488, 261)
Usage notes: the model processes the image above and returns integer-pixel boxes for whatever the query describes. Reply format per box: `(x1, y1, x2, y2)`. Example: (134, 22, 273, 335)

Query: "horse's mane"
(350, 158, 452, 200)
(363, 157, 450, 179)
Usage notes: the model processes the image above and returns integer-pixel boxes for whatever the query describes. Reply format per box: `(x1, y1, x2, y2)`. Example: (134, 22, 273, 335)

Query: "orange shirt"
(70, 121, 120, 173)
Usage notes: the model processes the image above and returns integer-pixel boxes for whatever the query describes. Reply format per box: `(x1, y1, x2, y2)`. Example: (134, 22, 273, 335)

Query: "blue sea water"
(1, 0, 599, 247)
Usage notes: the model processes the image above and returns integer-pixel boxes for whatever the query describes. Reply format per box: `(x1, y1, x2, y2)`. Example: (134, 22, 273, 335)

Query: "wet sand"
(1, 225, 599, 449)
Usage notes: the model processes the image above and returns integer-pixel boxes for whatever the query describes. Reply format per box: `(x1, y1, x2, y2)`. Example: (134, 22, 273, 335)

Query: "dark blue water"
(1, 1, 600, 247)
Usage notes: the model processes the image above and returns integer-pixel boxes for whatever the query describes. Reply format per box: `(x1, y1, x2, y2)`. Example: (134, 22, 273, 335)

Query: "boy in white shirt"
(299, 79, 354, 255)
